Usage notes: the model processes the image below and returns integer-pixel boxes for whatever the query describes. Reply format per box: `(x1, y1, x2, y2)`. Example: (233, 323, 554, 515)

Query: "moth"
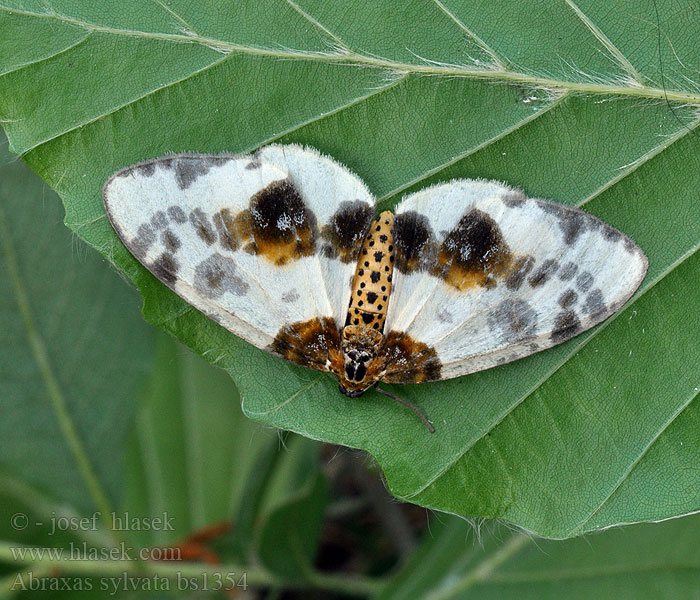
(104, 145, 648, 432)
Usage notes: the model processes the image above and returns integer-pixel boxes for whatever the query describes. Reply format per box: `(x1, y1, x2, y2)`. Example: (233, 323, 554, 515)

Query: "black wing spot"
(392, 211, 436, 273)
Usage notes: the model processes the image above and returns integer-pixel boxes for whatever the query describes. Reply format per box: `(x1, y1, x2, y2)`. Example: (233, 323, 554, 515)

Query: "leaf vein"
(1, 4, 699, 106)
(283, 0, 352, 53)
(0, 200, 115, 532)
(562, 0, 644, 85)
(430, 0, 505, 69)
(18, 52, 230, 154)
(378, 92, 568, 204)
(0, 30, 92, 77)
(405, 238, 700, 500)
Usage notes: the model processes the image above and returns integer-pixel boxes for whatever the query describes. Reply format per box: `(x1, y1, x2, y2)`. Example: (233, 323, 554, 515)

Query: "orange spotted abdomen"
(345, 211, 395, 332)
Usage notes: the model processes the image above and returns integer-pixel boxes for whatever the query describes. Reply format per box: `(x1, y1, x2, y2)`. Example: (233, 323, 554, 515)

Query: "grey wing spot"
(603, 224, 622, 242)
(131, 223, 155, 258)
(558, 289, 578, 308)
(437, 308, 454, 323)
(151, 252, 178, 285)
(151, 210, 168, 230)
(167, 205, 187, 224)
(212, 209, 238, 251)
(136, 162, 156, 177)
(582, 289, 607, 319)
(162, 229, 181, 253)
(558, 261, 579, 281)
(528, 259, 559, 287)
(550, 310, 582, 343)
(502, 190, 526, 208)
(189, 208, 217, 245)
(175, 158, 210, 190)
(537, 200, 588, 246)
(194, 253, 249, 299)
(624, 237, 639, 253)
(206, 156, 231, 166)
(488, 299, 538, 341)
(576, 271, 594, 293)
(505, 255, 535, 291)
(281, 289, 300, 303)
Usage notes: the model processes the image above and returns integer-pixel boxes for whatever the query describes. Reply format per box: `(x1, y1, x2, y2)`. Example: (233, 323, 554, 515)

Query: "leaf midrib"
(2, 4, 699, 105)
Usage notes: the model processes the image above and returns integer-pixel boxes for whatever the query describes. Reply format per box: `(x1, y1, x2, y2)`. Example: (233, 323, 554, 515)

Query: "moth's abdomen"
(345, 211, 395, 332)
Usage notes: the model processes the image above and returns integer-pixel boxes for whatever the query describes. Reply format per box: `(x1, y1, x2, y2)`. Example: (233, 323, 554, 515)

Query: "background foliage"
(1, 0, 700, 596)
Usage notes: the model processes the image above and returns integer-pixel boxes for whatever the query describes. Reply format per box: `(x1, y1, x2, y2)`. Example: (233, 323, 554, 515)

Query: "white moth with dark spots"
(104, 145, 647, 432)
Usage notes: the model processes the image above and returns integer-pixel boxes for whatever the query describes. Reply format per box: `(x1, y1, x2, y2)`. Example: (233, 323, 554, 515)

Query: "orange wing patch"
(430, 209, 513, 290)
(233, 179, 317, 266)
(394, 208, 533, 292)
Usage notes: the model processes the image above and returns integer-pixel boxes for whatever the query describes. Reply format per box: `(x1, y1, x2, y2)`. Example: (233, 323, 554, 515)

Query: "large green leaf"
(379, 513, 700, 599)
(0, 1, 698, 538)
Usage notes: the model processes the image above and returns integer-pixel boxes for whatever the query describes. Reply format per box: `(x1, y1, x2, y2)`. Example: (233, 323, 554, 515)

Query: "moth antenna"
(375, 386, 435, 433)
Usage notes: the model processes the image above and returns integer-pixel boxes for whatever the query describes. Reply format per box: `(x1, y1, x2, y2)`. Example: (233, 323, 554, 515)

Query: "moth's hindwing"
(103, 145, 376, 360)
(385, 180, 648, 380)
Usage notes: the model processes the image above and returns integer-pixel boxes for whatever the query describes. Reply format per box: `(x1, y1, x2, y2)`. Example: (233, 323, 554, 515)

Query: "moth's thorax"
(337, 211, 395, 395)
(337, 326, 382, 395)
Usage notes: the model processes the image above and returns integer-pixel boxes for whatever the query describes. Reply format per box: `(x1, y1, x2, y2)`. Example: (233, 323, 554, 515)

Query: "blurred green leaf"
(0, 134, 154, 517)
(257, 438, 327, 581)
(120, 332, 277, 550)
(122, 334, 328, 582)
(0, 0, 699, 538)
(380, 513, 700, 600)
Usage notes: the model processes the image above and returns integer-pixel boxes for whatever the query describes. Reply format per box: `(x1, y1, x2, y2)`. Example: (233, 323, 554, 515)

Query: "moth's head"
(337, 325, 383, 397)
